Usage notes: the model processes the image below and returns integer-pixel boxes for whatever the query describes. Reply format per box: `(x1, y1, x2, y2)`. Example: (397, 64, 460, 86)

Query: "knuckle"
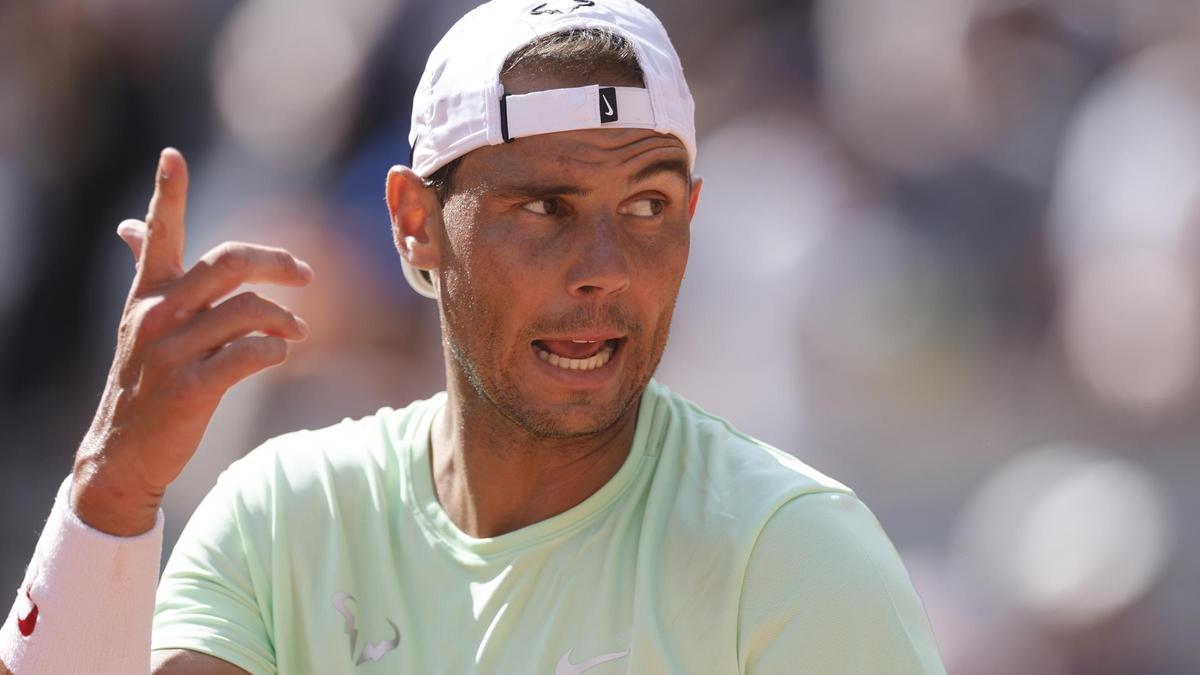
(122, 297, 175, 341)
(248, 337, 285, 363)
(141, 297, 175, 327)
(215, 243, 248, 272)
(144, 212, 165, 235)
(275, 250, 297, 276)
(232, 291, 264, 319)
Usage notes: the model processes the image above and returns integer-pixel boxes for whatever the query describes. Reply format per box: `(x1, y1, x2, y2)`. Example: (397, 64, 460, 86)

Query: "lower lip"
(529, 339, 625, 388)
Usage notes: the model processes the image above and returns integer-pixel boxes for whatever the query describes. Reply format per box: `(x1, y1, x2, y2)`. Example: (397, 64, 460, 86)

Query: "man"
(1, 0, 945, 673)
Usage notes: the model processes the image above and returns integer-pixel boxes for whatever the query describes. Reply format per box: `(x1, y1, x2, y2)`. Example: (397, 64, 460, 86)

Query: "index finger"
(137, 148, 189, 288)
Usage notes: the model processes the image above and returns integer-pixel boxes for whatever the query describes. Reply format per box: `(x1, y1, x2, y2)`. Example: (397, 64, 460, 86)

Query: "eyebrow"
(490, 157, 690, 199)
(628, 158, 690, 186)
(491, 183, 591, 200)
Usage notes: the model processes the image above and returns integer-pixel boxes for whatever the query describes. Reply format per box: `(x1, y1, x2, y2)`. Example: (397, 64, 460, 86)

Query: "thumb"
(116, 219, 146, 263)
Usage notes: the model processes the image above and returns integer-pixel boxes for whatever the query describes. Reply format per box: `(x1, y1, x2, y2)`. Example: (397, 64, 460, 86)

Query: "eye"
(622, 197, 665, 217)
(521, 198, 560, 216)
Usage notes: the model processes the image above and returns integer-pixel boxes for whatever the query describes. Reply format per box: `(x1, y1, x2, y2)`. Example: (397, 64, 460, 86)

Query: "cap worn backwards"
(402, 0, 696, 300)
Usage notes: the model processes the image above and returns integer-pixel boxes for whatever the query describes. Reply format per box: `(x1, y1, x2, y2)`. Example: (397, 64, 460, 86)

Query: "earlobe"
(386, 165, 442, 272)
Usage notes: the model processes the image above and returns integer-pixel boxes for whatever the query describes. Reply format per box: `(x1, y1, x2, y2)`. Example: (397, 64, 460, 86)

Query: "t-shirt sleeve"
(737, 491, 945, 674)
(152, 452, 277, 675)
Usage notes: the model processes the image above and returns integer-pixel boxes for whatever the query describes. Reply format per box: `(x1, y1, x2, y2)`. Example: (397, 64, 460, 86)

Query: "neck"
(430, 368, 641, 539)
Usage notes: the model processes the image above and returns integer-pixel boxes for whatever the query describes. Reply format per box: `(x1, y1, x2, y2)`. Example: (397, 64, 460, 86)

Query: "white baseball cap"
(401, 0, 697, 299)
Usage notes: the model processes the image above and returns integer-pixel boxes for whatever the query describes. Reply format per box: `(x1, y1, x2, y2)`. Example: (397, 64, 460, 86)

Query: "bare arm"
(151, 649, 251, 674)
(0, 148, 311, 672)
(0, 649, 250, 675)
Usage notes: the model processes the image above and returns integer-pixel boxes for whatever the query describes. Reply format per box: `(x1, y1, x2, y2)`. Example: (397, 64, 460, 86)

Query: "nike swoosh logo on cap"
(556, 647, 630, 675)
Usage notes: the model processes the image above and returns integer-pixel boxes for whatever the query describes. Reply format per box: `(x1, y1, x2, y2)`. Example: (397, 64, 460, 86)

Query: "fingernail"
(297, 260, 314, 280)
(158, 149, 171, 181)
(296, 316, 310, 337)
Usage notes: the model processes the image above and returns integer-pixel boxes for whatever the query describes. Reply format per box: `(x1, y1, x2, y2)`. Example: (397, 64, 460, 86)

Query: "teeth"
(535, 341, 616, 371)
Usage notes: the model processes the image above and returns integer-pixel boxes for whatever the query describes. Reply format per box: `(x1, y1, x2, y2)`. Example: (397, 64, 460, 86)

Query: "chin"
(505, 389, 637, 439)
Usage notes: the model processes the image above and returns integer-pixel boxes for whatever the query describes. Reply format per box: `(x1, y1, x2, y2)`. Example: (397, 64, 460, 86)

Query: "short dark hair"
(424, 28, 645, 203)
(502, 27, 644, 85)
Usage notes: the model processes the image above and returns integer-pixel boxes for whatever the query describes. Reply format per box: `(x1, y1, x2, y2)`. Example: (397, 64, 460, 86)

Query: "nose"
(566, 217, 631, 298)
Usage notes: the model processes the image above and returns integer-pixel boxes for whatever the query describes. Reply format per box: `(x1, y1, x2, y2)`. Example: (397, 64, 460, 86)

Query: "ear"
(386, 165, 442, 273)
(687, 175, 703, 221)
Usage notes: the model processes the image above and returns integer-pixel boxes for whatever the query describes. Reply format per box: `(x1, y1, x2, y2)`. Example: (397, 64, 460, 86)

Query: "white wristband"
(0, 476, 163, 674)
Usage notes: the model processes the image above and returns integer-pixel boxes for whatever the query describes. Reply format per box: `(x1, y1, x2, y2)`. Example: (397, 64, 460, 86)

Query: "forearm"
(0, 476, 163, 674)
(0, 146, 308, 674)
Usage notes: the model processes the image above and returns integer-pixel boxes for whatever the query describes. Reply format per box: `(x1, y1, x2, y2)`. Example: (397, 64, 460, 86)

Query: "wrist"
(70, 458, 164, 537)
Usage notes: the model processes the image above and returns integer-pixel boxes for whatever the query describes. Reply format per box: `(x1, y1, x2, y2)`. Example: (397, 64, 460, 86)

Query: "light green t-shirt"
(153, 380, 944, 674)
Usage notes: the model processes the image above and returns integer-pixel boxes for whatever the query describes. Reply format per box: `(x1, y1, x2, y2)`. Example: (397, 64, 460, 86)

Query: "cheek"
(438, 201, 521, 309)
(622, 228, 688, 358)
(440, 230, 540, 350)
(473, 221, 573, 299)
(439, 216, 504, 341)
(633, 224, 690, 293)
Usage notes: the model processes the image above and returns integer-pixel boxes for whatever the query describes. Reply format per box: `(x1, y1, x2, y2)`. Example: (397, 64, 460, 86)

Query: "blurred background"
(2, 0, 1198, 671)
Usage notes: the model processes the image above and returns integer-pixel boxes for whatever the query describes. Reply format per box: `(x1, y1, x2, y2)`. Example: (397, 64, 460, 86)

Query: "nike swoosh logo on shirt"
(556, 647, 630, 675)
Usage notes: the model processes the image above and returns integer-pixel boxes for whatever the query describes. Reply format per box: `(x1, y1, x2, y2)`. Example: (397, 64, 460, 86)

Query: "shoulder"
(644, 380, 853, 518)
(737, 491, 945, 672)
(748, 490, 898, 581)
(215, 393, 444, 515)
(639, 380, 862, 581)
(634, 383, 945, 671)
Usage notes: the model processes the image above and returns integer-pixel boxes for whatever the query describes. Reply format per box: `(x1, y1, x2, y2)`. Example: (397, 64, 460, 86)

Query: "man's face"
(433, 112, 698, 439)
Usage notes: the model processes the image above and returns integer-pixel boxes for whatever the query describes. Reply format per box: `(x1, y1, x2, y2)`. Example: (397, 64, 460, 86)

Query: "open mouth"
(532, 337, 623, 371)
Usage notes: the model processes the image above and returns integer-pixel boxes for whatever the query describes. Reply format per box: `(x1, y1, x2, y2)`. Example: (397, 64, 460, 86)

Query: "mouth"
(531, 337, 624, 372)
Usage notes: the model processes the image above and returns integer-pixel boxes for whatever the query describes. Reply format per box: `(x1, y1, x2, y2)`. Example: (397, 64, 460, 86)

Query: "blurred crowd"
(2, 0, 1198, 672)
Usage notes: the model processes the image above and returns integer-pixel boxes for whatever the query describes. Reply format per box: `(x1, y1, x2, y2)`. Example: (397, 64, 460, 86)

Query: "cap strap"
(500, 85, 654, 142)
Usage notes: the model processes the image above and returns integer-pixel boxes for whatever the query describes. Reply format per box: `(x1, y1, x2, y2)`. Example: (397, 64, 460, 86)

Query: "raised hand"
(70, 148, 313, 536)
